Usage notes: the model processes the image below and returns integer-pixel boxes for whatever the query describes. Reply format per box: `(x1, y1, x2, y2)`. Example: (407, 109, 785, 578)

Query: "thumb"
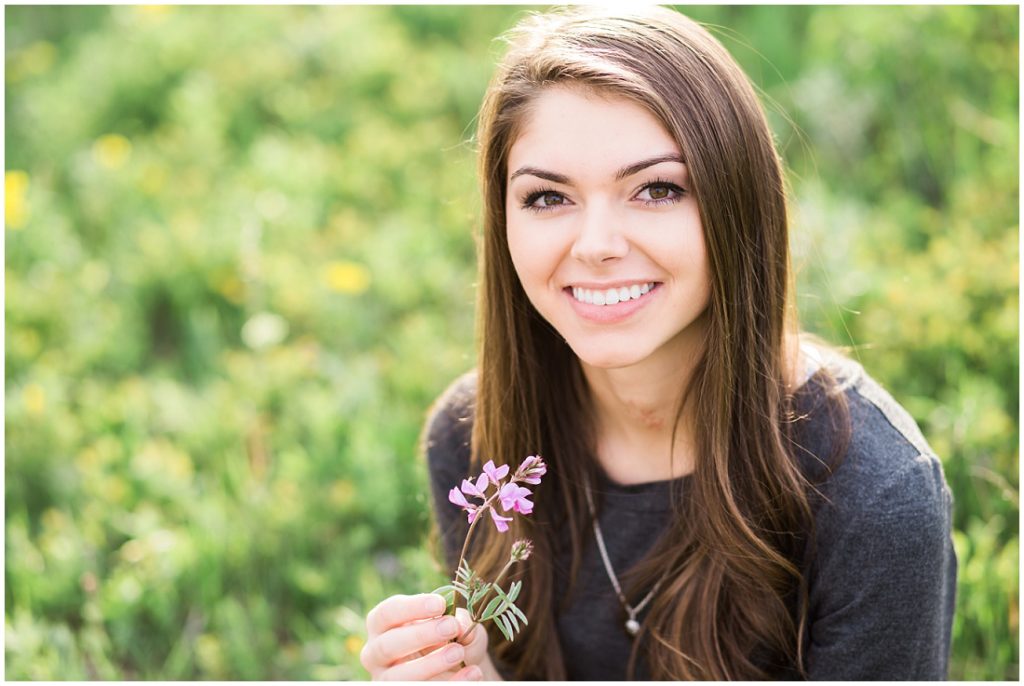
(453, 607, 490, 665)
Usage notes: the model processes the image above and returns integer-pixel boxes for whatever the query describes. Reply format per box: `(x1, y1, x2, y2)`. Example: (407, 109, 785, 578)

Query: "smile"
(570, 282, 658, 306)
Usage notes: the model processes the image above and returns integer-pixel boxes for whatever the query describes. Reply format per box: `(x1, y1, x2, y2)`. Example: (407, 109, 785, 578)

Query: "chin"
(565, 338, 654, 370)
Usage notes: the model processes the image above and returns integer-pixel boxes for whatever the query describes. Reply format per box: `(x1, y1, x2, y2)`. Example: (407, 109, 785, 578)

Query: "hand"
(361, 593, 490, 681)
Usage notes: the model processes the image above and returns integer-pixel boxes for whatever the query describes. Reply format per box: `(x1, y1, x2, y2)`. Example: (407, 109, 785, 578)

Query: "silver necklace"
(584, 480, 664, 638)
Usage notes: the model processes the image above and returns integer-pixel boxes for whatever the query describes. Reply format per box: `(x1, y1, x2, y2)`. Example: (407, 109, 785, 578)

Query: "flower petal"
(514, 496, 533, 515)
(461, 478, 485, 498)
(489, 508, 512, 533)
(475, 473, 489, 494)
(483, 459, 510, 484)
(448, 487, 470, 508)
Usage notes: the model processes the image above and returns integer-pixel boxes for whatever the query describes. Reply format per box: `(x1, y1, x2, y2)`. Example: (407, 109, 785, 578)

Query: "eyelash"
(519, 178, 687, 213)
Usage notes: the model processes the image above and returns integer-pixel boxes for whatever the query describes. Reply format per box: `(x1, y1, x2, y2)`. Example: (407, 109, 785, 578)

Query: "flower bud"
(510, 538, 534, 562)
(515, 455, 547, 485)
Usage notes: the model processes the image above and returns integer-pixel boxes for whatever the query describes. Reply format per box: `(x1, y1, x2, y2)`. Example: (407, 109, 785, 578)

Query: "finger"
(460, 624, 489, 667)
(453, 609, 489, 665)
(378, 641, 466, 681)
(364, 615, 462, 668)
(426, 668, 460, 681)
(450, 664, 484, 681)
(366, 593, 447, 637)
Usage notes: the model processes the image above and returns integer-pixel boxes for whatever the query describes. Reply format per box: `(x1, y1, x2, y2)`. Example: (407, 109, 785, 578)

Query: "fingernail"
(424, 594, 445, 614)
(444, 643, 465, 664)
(466, 665, 483, 680)
(437, 616, 458, 637)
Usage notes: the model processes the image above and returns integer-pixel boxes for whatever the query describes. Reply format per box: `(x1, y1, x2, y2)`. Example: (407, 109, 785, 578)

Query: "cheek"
(505, 217, 562, 290)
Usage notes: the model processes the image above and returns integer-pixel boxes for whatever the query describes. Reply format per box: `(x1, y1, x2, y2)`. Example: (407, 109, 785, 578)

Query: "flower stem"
(452, 491, 500, 612)
(458, 557, 517, 641)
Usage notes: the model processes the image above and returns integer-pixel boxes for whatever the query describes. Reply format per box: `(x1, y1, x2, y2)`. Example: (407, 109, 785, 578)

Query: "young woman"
(361, 6, 956, 681)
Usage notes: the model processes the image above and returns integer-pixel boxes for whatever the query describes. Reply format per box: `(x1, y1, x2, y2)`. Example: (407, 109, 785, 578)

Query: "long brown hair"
(466, 6, 846, 679)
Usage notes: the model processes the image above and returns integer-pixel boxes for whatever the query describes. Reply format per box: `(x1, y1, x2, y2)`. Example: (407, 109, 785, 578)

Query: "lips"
(571, 281, 656, 306)
(564, 282, 662, 323)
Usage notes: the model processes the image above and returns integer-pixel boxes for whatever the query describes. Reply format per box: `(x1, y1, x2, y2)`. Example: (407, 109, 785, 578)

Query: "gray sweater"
(424, 355, 957, 680)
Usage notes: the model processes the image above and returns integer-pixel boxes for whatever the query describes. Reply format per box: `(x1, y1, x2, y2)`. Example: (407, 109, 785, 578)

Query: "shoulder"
(795, 350, 957, 678)
(798, 348, 953, 551)
(421, 370, 477, 480)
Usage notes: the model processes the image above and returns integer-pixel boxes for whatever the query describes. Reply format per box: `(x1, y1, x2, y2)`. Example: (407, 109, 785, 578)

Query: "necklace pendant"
(625, 618, 640, 636)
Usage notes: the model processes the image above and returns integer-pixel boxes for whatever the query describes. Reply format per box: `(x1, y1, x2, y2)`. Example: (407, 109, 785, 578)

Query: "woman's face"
(505, 87, 711, 370)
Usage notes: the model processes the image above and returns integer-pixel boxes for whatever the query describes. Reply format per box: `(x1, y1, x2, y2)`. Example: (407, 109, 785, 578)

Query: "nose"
(569, 207, 629, 266)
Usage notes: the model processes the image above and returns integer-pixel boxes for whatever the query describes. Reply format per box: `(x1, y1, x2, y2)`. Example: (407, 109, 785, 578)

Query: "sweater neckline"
(589, 467, 689, 513)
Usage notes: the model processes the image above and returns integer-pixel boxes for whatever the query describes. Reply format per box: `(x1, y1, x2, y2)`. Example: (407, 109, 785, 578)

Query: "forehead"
(507, 87, 681, 176)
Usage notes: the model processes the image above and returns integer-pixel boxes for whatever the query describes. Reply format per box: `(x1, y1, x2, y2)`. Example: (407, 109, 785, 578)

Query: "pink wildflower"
(461, 474, 488, 498)
(499, 482, 534, 515)
(515, 455, 547, 485)
(448, 487, 479, 524)
(482, 459, 510, 484)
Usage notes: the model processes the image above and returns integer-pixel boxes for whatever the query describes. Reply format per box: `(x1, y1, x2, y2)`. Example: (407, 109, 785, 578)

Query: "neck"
(579, 319, 806, 486)
(580, 316, 706, 486)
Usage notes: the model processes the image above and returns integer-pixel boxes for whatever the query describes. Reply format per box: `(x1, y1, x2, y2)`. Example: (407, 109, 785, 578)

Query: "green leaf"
(489, 584, 512, 618)
(509, 601, 528, 626)
(503, 608, 519, 634)
(456, 560, 474, 583)
(508, 580, 521, 603)
(480, 595, 503, 621)
(468, 584, 490, 616)
(430, 585, 457, 615)
(493, 614, 512, 642)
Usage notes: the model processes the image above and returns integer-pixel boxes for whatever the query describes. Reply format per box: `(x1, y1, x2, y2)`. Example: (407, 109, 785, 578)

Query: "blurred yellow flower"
(196, 634, 225, 677)
(137, 5, 171, 15)
(8, 41, 56, 82)
(75, 445, 104, 473)
(139, 164, 167, 196)
(323, 260, 371, 294)
(101, 475, 128, 504)
(6, 170, 30, 229)
(23, 383, 45, 416)
(92, 134, 133, 170)
(328, 479, 356, 508)
(344, 634, 365, 656)
(41, 507, 68, 532)
(12, 328, 41, 358)
(216, 274, 246, 304)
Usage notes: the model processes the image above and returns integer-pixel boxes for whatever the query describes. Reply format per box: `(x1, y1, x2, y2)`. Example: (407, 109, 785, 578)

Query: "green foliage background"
(5, 5, 1017, 680)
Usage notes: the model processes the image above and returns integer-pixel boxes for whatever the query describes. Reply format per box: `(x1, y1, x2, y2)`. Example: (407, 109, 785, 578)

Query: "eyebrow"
(508, 153, 685, 184)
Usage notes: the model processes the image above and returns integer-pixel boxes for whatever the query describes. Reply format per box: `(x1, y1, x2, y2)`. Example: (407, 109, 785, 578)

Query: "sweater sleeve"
(805, 451, 957, 680)
(422, 372, 477, 574)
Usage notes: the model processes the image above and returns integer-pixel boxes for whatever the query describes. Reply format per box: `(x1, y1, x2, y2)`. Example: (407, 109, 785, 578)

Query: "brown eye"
(636, 181, 684, 205)
(522, 189, 572, 212)
(648, 185, 670, 200)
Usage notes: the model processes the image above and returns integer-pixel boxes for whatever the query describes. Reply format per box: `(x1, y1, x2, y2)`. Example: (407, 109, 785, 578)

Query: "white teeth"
(570, 282, 656, 306)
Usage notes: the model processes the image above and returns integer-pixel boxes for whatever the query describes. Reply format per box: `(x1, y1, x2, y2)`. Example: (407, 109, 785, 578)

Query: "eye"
(635, 181, 685, 206)
(522, 190, 570, 212)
